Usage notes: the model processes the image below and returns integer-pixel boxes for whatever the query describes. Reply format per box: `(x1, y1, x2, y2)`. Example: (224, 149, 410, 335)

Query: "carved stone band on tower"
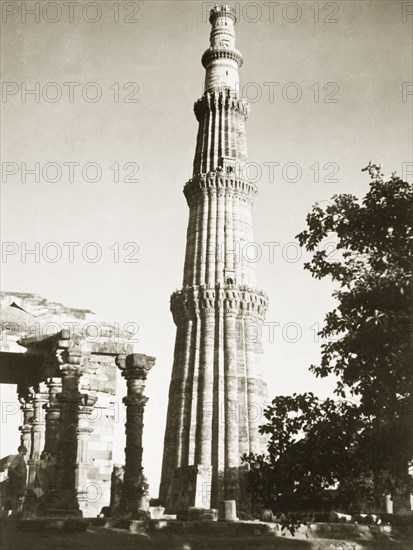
(159, 4, 269, 515)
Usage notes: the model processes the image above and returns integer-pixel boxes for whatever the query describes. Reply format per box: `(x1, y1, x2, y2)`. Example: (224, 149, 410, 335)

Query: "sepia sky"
(1, 0, 412, 495)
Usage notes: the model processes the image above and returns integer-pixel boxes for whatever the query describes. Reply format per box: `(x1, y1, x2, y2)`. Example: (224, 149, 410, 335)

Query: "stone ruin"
(0, 291, 155, 519)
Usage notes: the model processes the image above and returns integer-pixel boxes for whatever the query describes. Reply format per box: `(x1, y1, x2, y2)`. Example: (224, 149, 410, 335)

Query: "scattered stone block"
(201, 509, 218, 521)
(159, 514, 176, 520)
(149, 506, 165, 519)
(219, 500, 238, 521)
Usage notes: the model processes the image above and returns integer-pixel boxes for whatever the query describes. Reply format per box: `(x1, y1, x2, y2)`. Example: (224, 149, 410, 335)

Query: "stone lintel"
(19, 328, 133, 360)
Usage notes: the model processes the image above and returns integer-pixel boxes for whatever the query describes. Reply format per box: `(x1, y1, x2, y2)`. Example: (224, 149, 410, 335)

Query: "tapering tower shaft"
(160, 4, 268, 514)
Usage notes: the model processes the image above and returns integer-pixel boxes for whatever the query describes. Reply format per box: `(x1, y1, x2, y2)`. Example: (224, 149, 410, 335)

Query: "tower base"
(166, 465, 212, 513)
(164, 464, 252, 518)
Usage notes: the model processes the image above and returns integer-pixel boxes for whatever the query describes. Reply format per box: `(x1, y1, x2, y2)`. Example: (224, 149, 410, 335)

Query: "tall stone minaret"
(159, 4, 268, 514)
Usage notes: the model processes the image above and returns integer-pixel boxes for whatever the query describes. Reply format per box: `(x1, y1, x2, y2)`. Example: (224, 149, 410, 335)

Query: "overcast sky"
(1, 0, 412, 496)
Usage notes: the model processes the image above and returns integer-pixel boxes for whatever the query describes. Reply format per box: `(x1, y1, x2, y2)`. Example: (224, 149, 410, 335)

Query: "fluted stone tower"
(160, 4, 268, 514)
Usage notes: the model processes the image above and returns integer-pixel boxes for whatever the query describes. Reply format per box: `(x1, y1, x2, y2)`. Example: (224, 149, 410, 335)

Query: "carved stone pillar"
(109, 465, 124, 510)
(43, 378, 62, 456)
(53, 347, 96, 515)
(117, 353, 155, 517)
(27, 382, 48, 488)
(75, 393, 97, 512)
(31, 383, 48, 457)
(18, 390, 34, 459)
(54, 363, 82, 513)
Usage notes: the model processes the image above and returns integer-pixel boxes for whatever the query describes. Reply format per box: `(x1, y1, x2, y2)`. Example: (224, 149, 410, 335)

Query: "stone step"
(299, 522, 413, 541)
(103, 518, 412, 545)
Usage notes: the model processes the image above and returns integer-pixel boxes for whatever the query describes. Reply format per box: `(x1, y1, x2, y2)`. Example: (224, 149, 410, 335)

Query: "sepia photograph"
(0, 1, 412, 548)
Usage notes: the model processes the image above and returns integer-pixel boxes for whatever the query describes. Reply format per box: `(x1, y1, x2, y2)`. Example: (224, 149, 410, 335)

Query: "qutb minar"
(160, 4, 269, 514)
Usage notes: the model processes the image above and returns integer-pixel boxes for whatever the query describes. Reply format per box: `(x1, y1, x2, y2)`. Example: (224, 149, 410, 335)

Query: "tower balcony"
(170, 284, 268, 324)
(183, 169, 258, 207)
(201, 47, 244, 70)
(194, 89, 249, 120)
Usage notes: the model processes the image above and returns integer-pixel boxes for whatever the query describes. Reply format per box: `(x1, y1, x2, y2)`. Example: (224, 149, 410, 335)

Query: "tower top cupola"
(202, 4, 243, 94)
(209, 3, 237, 24)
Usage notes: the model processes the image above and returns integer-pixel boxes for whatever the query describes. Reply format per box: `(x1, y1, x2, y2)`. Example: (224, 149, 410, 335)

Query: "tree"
(243, 164, 413, 513)
(244, 393, 365, 513)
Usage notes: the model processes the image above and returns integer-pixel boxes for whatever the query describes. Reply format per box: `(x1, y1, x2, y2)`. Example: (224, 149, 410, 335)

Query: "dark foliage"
(243, 164, 413, 513)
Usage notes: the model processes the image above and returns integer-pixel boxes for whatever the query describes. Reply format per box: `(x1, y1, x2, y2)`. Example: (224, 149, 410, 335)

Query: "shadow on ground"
(0, 522, 313, 550)
(1, 522, 411, 550)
